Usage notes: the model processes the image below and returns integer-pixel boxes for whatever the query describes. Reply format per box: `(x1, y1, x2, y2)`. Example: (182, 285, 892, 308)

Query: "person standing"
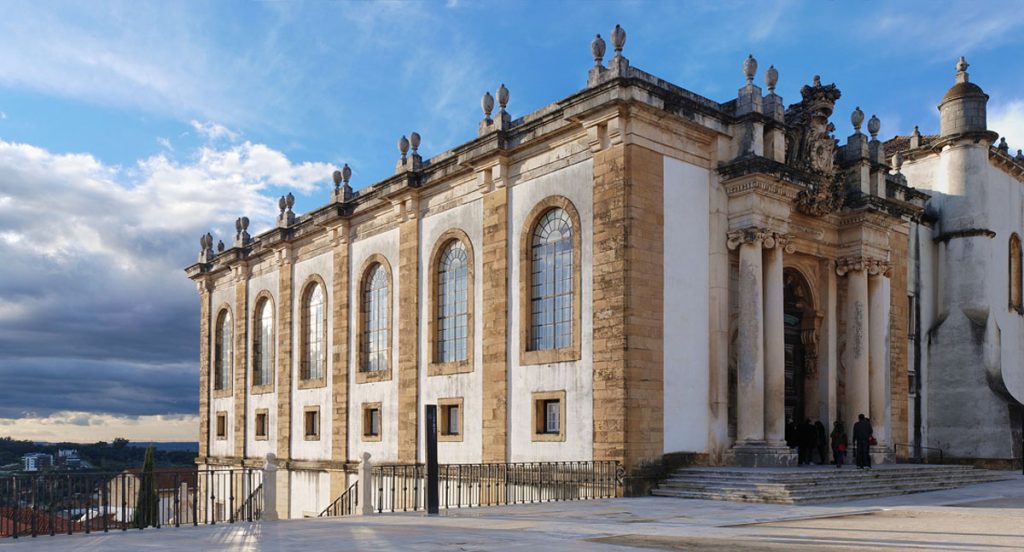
(852, 414, 873, 469)
(830, 420, 848, 468)
(799, 419, 816, 465)
(814, 420, 828, 465)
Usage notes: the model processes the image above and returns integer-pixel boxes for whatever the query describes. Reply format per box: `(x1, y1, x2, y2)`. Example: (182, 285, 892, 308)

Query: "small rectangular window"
(254, 410, 268, 440)
(532, 391, 566, 442)
(362, 403, 382, 441)
(215, 412, 227, 440)
(303, 406, 320, 440)
(544, 400, 560, 434)
(437, 398, 464, 441)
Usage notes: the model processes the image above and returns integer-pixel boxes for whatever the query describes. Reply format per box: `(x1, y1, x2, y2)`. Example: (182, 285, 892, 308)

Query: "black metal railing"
(372, 461, 622, 514)
(0, 467, 261, 539)
(894, 443, 944, 464)
(319, 481, 358, 517)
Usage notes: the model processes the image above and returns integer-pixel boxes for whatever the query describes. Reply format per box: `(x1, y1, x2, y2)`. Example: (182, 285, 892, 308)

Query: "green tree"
(134, 446, 159, 528)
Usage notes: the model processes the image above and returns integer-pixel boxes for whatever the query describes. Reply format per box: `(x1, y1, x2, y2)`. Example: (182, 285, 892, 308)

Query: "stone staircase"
(652, 464, 1014, 504)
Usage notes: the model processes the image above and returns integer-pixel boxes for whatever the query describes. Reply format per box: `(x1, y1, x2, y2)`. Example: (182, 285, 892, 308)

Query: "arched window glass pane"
(363, 265, 389, 372)
(530, 208, 573, 351)
(215, 311, 232, 390)
(304, 284, 325, 380)
(437, 240, 469, 363)
(254, 299, 273, 386)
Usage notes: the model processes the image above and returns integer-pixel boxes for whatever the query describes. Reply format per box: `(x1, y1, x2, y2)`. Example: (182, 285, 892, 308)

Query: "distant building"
(22, 453, 53, 472)
(56, 449, 82, 469)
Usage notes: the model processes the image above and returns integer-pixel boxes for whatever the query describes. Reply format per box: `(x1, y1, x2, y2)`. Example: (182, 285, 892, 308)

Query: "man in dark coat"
(785, 418, 797, 449)
(852, 413, 873, 469)
(798, 419, 816, 465)
(814, 420, 828, 465)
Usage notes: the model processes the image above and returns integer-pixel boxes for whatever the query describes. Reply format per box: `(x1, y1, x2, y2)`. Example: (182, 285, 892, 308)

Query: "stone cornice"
(933, 228, 996, 243)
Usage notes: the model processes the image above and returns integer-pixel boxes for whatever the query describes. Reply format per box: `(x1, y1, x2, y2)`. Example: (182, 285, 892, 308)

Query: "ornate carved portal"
(783, 267, 819, 424)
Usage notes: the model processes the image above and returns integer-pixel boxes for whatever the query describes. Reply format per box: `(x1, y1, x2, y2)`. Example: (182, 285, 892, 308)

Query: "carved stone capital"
(726, 227, 770, 250)
(762, 232, 796, 254)
(836, 256, 892, 277)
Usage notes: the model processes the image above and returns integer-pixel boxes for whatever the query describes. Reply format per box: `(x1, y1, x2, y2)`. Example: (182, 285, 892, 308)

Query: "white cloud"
(157, 137, 174, 151)
(0, 137, 334, 431)
(991, 99, 1024, 152)
(0, 111, 6, 120)
(0, 411, 198, 442)
(190, 120, 240, 143)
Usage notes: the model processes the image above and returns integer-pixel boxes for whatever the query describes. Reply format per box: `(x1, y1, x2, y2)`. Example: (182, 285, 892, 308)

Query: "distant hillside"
(0, 437, 197, 471)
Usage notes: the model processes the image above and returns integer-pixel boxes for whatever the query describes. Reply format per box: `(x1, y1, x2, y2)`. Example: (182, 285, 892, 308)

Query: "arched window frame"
(298, 275, 328, 389)
(1010, 233, 1022, 314)
(519, 196, 582, 366)
(427, 229, 475, 376)
(251, 291, 276, 393)
(356, 254, 393, 384)
(213, 305, 233, 396)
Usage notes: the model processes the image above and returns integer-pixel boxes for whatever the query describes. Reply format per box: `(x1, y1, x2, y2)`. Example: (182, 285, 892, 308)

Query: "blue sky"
(0, 0, 1023, 442)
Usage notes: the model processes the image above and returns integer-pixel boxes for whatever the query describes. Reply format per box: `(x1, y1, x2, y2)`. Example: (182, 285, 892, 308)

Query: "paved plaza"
(2, 474, 1022, 551)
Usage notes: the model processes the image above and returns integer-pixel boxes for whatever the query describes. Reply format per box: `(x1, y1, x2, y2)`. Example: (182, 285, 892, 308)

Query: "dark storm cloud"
(0, 139, 328, 426)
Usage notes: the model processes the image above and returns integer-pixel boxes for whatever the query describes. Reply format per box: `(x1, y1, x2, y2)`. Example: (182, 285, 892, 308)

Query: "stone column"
(330, 224, 350, 500)
(198, 281, 212, 460)
(762, 238, 785, 444)
(397, 196, 420, 464)
(839, 259, 870, 422)
(734, 231, 765, 443)
(868, 268, 891, 446)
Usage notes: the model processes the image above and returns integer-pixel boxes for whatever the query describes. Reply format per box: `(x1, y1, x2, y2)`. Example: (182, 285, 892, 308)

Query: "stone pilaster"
(330, 224, 350, 498)
(592, 142, 664, 473)
(888, 234, 910, 454)
(198, 281, 212, 459)
(397, 210, 420, 464)
(233, 272, 248, 459)
(276, 256, 293, 459)
(481, 167, 509, 463)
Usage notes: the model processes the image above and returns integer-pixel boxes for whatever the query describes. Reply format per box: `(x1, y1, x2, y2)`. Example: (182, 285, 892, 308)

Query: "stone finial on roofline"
(868, 114, 881, 139)
(591, 34, 606, 67)
(610, 24, 626, 57)
(892, 151, 903, 174)
(1017, 149, 1024, 162)
(198, 232, 215, 263)
(743, 54, 757, 85)
(998, 137, 1009, 152)
(216, 240, 225, 253)
(851, 107, 864, 133)
(910, 126, 921, 149)
(481, 91, 494, 122)
(234, 216, 251, 247)
(764, 64, 778, 93)
(333, 164, 354, 202)
(396, 133, 423, 173)
(278, 193, 295, 227)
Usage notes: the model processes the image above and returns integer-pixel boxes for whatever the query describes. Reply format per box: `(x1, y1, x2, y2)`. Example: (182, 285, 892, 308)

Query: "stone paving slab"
(0, 473, 1019, 551)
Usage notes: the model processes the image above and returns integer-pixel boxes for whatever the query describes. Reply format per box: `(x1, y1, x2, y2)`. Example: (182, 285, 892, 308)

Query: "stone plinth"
(732, 442, 797, 467)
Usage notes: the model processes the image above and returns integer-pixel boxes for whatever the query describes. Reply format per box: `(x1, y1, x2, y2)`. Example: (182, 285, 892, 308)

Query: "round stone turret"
(938, 56, 989, 137)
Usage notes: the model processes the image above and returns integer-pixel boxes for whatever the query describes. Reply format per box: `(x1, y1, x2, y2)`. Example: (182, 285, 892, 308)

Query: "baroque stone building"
(186, 27, 1024, 517)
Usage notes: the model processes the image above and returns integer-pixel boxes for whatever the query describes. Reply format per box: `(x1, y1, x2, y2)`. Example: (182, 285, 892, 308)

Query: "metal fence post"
(425, 405, 439, 516)
(359, 452, 374, 516)
(262, 454, 278, 521)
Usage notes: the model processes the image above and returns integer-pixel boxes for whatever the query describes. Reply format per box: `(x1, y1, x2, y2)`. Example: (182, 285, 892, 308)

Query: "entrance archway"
(783, 268, 817, 425)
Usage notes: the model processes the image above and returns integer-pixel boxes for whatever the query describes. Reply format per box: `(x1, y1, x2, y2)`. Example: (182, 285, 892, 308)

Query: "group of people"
(785, 414, 875, 469)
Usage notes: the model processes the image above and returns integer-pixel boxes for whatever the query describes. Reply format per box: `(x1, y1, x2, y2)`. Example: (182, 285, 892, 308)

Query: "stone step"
(652, 465, 1014, 504)
(663, 469, 1001, 487)
(657, 475, 1010, 500)
(653, 477, 1010, 504)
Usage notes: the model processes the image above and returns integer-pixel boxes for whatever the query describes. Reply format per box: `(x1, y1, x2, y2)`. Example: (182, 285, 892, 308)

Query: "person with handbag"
(830, 420, 848, 468)
(852, 413, 873, 469)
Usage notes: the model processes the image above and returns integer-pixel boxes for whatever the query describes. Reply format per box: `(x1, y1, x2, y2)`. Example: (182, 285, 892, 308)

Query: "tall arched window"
(214, 309, 232, 391)
(1010, 233, 1022, 313)
(529, 207, 573, 351)
(253, 297, 274, 387)
(301, 283, 326, 380)
(362, 264, 389, 372)
(437, 240, 469, 363)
